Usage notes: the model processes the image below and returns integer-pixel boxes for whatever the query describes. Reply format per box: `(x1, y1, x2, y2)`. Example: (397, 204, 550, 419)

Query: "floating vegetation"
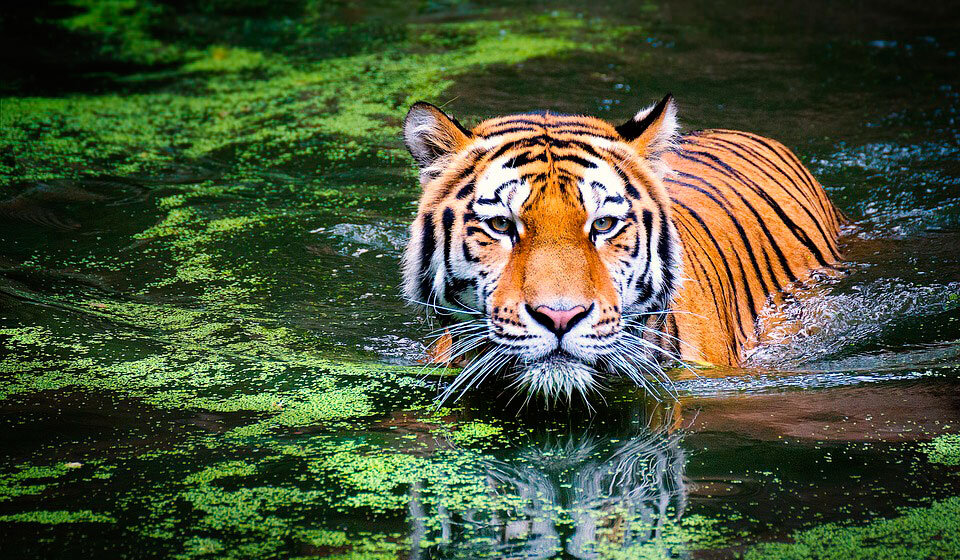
(744, 497, 960, 560)
(925, 433, 960, 466)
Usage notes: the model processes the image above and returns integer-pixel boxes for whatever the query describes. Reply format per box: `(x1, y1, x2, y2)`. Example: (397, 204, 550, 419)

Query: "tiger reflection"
(406, 417, 686, 559)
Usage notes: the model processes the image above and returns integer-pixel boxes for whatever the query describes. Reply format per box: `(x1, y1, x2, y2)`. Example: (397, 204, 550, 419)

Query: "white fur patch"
(629, 98, 680, 179)
(516, 355, 599, 402)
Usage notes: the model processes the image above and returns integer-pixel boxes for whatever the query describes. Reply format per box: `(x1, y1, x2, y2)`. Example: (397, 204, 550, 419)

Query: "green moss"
(743, 497, 960, 560)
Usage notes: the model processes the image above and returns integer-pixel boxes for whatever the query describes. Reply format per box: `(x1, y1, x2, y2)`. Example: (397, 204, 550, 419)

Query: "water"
(1, 1, 959, 558)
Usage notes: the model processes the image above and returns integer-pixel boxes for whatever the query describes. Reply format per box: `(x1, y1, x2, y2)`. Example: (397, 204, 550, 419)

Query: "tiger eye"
(592, 217, 617, 233)
(489, 216, 512, 233)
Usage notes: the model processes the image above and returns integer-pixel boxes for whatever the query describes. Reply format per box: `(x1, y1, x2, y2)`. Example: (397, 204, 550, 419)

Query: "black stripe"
(729, 246, 760, 327)
(671, 211, 737, 347)
(546, 128, 617, 139)
(484, 140, 530, 164)
(442, 154, 481, 196)
(665, 175, 779, 294)
(553, 153, 597, 168)
(505, 151, 547, 167)
(636, 209, 654, 285)
(417, 212, 435, 301)
(672, 213, 727, 310)
(721, 131, 836, 227)
(677, 149, 833, 268)
(669, 170, 796, 283)
(465, 225, 495, 240)
(694, 135, 840, 260)
(486, 118, 546, 128)
(442, 208, 456, 278)
(462, 240, 479, 263)
(482, 126, 539, 137)
(475, 179, 518, 207)
(455, 179, 476, 199)
(655, 206, 676, 306)
(708, 133, 821, 213)
(673, 200, 750, 340)
(612, 165, 642, 199)
(559, 139, 607, 159)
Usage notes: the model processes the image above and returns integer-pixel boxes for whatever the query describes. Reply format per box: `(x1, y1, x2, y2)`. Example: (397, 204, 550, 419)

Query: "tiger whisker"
(617, 333, 689, 381)
(436, 345, 508, 407)
(439, 335, 491, 364)
(606, 348, 675, 400)
(602, 352, 662, 399)
(426, 320, 488, 337)
(622, 318, 702, 356)
(619, 325, 703, 378)
(405, 296, 482, 316)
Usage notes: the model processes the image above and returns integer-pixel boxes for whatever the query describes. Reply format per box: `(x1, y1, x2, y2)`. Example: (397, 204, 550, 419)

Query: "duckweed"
(744, 497, 960, 560)
(925, 433, 960, 466)
(0, 510, 115, 524)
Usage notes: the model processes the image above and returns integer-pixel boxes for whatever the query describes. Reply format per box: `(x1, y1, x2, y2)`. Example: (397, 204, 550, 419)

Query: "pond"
(1, 1, 959, 558)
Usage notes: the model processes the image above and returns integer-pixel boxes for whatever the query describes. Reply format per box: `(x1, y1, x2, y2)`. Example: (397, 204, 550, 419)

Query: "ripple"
(747, 278, 960, 371)
(312, 221, 409, 256)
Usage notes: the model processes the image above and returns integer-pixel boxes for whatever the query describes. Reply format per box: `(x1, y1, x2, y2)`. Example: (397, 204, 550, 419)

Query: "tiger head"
(402, 95, 682, 403)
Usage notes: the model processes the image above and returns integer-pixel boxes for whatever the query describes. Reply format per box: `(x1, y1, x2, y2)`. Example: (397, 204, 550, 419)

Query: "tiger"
(401, 94, 844, 402)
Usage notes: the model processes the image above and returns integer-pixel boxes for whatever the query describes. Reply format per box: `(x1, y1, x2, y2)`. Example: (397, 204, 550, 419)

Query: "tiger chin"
(401, 94, 844, 405)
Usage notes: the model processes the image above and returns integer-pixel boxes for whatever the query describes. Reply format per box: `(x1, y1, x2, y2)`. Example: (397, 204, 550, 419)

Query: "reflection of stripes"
(408, 430, 686, 559)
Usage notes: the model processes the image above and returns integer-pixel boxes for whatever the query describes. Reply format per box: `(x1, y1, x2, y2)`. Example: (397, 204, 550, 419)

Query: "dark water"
(1, 1, 959, 558)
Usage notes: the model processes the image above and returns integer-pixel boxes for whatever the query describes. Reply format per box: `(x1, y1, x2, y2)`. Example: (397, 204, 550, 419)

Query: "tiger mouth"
(513, 352, 601, 401)
(534, 349, 588, 363)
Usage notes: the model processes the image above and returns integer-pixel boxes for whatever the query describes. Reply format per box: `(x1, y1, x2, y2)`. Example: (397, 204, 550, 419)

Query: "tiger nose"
(526, 303, 591, 337)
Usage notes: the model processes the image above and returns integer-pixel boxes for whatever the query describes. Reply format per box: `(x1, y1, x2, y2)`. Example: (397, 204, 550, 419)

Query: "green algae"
(743, 497, 960, 560)
(924, 433, 960, 466)
(0, 12, 635, 509)
(0, 463, 72, 503)
(590, 514, 730, 559)
(59, 0, 181, 66)
(448, 420, 503, 446)
(2, 10, 638, 186)
(294, 529, 406, 560)
(0, 510, 115, 524)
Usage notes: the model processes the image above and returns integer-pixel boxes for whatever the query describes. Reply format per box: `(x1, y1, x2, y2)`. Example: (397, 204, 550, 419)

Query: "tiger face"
(402, 95, 682, 402)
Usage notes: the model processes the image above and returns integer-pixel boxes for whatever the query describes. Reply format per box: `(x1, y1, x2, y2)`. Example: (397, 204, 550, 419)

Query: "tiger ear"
(403, 102, 473, 177)
(615, 94, 679, 172)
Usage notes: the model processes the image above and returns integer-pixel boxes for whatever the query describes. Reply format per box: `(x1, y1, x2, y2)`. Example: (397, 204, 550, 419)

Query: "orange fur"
(665, 130, 844, 364)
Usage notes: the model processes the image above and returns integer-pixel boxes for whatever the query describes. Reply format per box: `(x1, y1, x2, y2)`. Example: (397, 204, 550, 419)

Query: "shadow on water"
(1, 0, 960, 558)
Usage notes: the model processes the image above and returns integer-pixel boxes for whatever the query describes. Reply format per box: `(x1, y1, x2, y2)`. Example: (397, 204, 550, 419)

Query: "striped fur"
(402, 96, 843, 401)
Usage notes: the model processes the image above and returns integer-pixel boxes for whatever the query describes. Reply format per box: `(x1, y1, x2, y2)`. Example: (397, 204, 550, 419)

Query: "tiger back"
(663, 129, 844, 365)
